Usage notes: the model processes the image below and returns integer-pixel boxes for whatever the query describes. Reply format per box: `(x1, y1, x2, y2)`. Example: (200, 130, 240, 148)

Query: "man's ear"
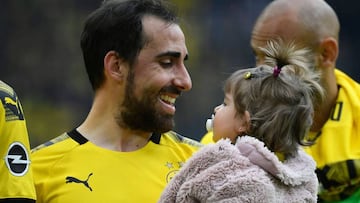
(104, 51, 127, 82)
(319, 37, 338, 68)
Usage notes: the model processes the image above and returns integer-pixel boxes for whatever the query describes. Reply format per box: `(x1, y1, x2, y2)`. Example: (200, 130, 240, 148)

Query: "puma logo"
(66, 173, 93, 191)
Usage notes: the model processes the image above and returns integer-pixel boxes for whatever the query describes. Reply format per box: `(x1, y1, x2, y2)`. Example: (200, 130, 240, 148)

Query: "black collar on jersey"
(150, 132, 161, 144)
(68, 129, 88, 145)
(67, 129, 161, 145)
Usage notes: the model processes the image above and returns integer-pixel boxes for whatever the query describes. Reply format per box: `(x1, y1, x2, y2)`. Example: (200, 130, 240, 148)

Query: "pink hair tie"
(273, 65, 281, 77)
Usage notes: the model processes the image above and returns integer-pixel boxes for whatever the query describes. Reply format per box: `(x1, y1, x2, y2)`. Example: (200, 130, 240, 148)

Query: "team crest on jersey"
(164, 161, 184, 183)
(5, 142, 30, 176)
(166, 170, 178, 183)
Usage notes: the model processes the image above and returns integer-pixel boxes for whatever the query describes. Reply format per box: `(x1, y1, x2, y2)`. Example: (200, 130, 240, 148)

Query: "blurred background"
(1, 0, 359, 147)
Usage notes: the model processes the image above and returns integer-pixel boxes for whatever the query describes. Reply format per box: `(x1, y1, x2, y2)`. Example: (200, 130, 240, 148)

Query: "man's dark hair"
(80, 0, 178, 90)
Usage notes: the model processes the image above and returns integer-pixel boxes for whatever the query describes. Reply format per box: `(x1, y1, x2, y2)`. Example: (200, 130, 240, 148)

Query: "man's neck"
(77, 105, 153, 152)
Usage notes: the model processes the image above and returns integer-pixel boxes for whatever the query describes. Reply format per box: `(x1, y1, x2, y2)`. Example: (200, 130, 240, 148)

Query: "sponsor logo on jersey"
(66, 173, 93, 191)
(5, 142, 30, 176)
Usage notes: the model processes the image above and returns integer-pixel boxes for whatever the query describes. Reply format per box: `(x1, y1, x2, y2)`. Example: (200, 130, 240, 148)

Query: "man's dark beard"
(117, 71, 175, 133)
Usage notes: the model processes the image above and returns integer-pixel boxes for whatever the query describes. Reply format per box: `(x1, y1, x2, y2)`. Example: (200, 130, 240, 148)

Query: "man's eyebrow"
(156, 51, 189, 61)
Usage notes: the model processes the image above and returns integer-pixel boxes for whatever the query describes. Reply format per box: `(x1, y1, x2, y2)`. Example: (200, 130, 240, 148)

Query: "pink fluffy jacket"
(158, 136, 318, 203)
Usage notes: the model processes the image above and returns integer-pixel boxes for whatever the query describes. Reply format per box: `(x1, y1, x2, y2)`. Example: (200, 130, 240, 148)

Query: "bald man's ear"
(103, 51, 127, 82)
(319, 37, 338, 68)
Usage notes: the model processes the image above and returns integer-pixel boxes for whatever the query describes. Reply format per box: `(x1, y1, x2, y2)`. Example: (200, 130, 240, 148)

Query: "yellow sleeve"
(200, 131, 215, 144)
(0, 81, 36, 200)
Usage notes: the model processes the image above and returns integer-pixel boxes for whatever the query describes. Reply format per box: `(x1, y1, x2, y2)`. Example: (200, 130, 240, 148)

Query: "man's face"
(119, 15, 191, 133)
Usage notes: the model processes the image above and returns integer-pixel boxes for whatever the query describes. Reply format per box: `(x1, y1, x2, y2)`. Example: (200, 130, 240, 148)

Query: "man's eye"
(160, 59, 173, 67)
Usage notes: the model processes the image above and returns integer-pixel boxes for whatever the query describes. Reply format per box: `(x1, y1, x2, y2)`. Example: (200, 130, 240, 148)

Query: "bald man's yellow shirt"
(32, 130, 201, 203)
(303, 69, 360, 202)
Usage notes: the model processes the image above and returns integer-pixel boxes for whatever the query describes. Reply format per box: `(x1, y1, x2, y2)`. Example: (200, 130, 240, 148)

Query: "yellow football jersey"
(0, 81, 36, 200)
(32, 130, 201, 203)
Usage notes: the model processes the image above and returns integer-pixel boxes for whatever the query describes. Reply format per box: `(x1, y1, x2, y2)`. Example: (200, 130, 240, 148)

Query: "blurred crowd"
(1, 0, 359, 146)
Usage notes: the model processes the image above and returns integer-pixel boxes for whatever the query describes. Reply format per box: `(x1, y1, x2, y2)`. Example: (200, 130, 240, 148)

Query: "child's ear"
(237, 110, 251, 134)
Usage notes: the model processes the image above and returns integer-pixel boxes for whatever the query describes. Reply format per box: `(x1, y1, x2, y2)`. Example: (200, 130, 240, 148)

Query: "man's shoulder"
(161, 131, 203, 149)
(0, 80, 15, 97)
(0, 81, 25, 122)
(31, 133, 73, 154)
(335, 69, 360, 109)
(335, 69, 360, 90)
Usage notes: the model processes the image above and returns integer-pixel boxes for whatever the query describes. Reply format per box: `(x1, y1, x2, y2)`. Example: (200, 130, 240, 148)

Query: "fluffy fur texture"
(158, 136, 318, 203)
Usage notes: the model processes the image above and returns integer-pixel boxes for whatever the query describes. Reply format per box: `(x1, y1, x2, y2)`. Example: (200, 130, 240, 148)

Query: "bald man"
(251, 0, 360, 202)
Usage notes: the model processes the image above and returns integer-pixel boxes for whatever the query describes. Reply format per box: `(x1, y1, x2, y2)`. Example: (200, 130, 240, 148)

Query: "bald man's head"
(251, 0, 339, 62)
